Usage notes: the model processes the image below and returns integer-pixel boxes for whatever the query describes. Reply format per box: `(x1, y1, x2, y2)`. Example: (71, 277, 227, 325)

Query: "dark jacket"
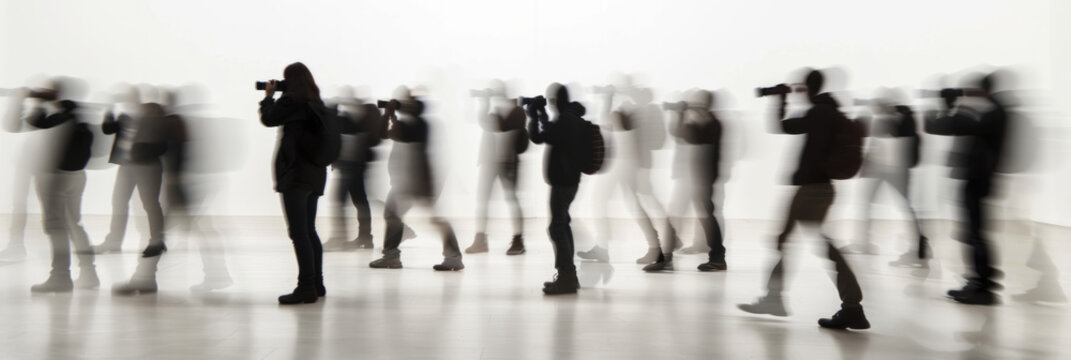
(529, 105, 590, 187)
(780, 93, 839, 185)
(673, 109, 722, 185)
(336, 103, 384, 167)
(386, 114, 434, 197)
(260, 95, 329, 195)
(28, 100, 92, 171)
(102, 106, 167, 165)
(925, 98, 1007, 191)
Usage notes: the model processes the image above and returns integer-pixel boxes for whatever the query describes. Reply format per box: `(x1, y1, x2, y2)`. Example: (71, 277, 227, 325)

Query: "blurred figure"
(368, 87, 464, 271)
(577, 82, 667, 264)
(924, 72, 1008, 305)
(259, 62, 337, 305)
(159, 86, 234, 292)
(92, 85, 168, 257)
(0, 79, 58, 261)
(8, 77, 99, 292)
(465, 79, 528, 255)
(323, 86, 385, 251)
(645, 89, 725, 272)
(853, 88, 929, 265)
(739, 69, 870, 330)
(526, 83, 595, 295)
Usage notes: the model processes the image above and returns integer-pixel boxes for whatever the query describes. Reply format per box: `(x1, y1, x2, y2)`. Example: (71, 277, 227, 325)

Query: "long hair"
(282, 62, 322, 105)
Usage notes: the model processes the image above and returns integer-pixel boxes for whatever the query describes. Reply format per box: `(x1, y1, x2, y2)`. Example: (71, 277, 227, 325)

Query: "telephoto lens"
(255, 80, 286, 92)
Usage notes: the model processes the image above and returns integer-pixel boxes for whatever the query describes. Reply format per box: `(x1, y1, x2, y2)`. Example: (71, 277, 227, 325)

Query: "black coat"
(260, 95, 329, 195)
(780, 93, 839, 185)
(529, 106, 590, 187)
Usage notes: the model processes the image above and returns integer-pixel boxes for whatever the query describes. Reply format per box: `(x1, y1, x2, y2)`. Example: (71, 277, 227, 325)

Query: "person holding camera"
(738, 69, 870, 330)
(92, 85, 169, 258)
(924, 72, 1008, 305)
(259, 62, 334, 305)
(644, 89, 725, 272)
(368, 88, 464, 271)
(8, 78, 99, 292)
(526, 83, 592, 295)
(466, 80, 528, 256)
(322, 87, 384, 251)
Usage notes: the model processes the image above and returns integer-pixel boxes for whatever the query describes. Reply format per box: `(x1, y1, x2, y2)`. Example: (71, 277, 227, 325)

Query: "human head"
(283, 62, 322, 105)
(805, 69, 824, 99)
(546, 82, 569, 109)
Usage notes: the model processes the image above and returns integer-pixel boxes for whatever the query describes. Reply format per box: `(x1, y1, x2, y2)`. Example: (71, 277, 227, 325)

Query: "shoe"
(0, 245, 27, 261)
(317, 284, 326, 297)
(1013, 285, 1068, 304)
(465, 233, 489, 254)
(948, 283, 998, 305)
(698, 261, 727, 272)
(369, 256, 403, 269)
(635, 247, 661, 264)
(190, 277, 233, 292)
(31, 275, 74, 293)
(738, 296, 789, 317)
(577, 246, 610, 262)
(543, 273, 580, 295)
(75, 269, 100, 289)
(433, 256, 465, 271)
(278, 286, 318, 305)
(93, 241, 122, 254)
(643, 259, 673, 272)
(322, 237, 349, 251)
(352, 235, 374, 249)
(142, 243, 167, 258)
(679, 245, 709, 255)
(506, 235, 526, 256)
(112, 280, 158, 296)
(818, 307, 871, 330)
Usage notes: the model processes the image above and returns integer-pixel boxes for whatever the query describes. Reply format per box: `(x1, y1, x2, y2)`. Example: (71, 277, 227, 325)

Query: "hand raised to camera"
(264, 80, 277, 98)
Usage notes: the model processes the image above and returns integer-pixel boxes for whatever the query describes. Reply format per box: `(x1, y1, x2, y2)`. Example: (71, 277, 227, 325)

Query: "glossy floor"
(0, 216, 1067, 359)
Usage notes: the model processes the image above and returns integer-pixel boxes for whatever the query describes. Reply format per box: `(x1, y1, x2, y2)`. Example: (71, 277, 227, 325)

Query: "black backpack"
(825, 111, 865, 180)
(301, 104, 342, 167)
(581, 121, 606, 175)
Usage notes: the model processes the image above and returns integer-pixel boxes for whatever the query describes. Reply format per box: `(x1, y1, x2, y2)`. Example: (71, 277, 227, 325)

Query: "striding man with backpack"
(738, 69, 871, 330)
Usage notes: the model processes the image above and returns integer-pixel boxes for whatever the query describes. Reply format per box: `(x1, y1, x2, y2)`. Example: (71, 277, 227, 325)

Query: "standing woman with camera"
(259, 62, 333, 305)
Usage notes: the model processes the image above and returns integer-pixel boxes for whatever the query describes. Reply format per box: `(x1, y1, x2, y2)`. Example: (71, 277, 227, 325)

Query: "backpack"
(581, 121, 606, 175)
(301, 104, 342, 167)
(825, 111, 865, 180)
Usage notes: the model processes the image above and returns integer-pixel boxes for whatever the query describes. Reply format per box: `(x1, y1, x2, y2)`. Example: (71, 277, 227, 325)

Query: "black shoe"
(432, 257, 465, 271)
(577, 246, 609, 262)
(818, 307, 871, 330)
(369, 256, 403, 269)
(317, 283, 326, 297)
(506, 235, 526, 256)
(543, 273, 579, 295)
(948, 283, 998, 305)
(698, 261, 727, 272)
(635, 247, 660, 264)
(31, 275, 74, 293)
(142, 243, 167, 258)
(643, 259, 673, 272)
(278, 287, 318, 305)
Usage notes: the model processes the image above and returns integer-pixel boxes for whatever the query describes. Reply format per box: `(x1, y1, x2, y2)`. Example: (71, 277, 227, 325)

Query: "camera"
(470, 89, 491, 97)
(755, 84, 806, 97)
(377, 99, 401, 110)
(27, 89, 58, 101)
(661, 101, 688, 111)
(519, 96, 546, 108)
(255, 80, 287, 92)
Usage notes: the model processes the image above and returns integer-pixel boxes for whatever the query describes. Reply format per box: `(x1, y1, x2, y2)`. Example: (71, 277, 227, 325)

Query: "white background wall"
(2, 0, 1069, 224)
